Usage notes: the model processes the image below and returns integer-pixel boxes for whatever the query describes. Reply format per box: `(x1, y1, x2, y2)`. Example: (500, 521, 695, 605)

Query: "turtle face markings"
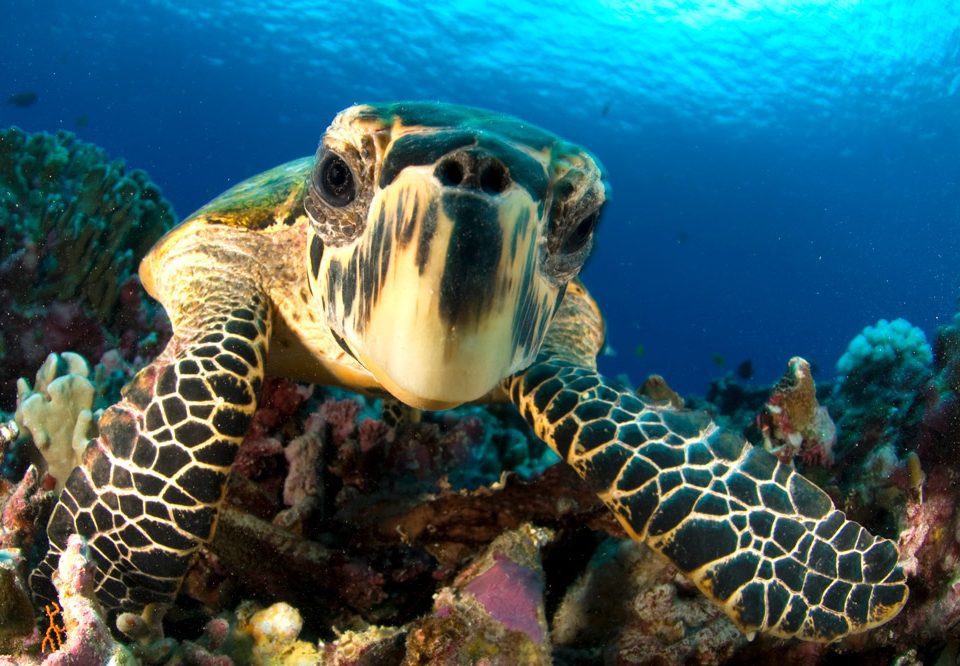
(304, 103, 608, 409)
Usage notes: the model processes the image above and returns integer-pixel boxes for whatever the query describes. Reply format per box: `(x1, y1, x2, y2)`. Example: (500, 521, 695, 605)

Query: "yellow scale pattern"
(31, 275, 270, 611)
(506, 354, 908, 641)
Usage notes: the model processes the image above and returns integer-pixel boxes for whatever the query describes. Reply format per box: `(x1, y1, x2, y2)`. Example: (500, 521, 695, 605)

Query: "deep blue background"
(3, 1, 959, 394)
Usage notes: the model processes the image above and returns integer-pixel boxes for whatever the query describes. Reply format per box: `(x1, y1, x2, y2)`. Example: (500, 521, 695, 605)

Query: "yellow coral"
(237, 602, 320, 666)
(14, 352, 97, 493)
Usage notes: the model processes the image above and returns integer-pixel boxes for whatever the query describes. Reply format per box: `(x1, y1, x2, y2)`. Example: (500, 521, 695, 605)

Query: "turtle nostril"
(479, 160, 509, 194)
(436, 159, 464, 187)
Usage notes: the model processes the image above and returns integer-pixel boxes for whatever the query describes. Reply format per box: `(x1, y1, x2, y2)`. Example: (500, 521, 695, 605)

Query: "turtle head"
(304, 102, 607, 409)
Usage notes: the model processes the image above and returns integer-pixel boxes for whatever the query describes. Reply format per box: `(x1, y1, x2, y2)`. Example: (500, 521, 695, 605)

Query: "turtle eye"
(316, 152, 356, 207)
(561, 210, 599, 254)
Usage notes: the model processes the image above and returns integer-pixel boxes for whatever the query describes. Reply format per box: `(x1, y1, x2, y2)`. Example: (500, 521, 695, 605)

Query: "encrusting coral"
(404, 524, 554, 665)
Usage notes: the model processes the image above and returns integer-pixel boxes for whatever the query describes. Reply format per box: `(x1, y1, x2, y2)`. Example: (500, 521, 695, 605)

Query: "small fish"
(736, 359, 754, 380)
(7, 91, 38, 107)
(602, 342, 617, 357)
(75, 115, 89, 128)
(601, 100, 612, 117)
(634, 343, 645, 358)
(712, 354, 726, 367)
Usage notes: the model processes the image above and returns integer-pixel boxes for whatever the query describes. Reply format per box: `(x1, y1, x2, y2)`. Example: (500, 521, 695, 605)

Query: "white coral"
(14, 352, 97, 492)
(836, 317, 932, 377)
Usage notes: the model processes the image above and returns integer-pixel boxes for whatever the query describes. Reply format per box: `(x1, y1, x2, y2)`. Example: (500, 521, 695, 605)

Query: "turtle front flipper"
(506, 283, 908, 641)
(30, 273, 270, 612)
(507, 359, 908, 642)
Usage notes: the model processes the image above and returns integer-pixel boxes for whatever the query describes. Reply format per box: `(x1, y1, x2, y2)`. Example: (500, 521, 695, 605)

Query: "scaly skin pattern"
(29, 102, 907, 642)
(31, 271, 270, 611)
(504, 288, 908, 641)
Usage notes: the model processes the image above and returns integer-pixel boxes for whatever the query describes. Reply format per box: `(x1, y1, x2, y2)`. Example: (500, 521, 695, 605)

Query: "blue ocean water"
(2, 0, 958, 395)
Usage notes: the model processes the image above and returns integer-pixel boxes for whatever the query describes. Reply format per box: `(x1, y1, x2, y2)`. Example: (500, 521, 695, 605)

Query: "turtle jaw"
(318, 173, 561, 410)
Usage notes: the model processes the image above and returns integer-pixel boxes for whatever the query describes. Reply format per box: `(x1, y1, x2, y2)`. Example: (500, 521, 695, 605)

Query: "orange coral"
(41, 602, 65, 653)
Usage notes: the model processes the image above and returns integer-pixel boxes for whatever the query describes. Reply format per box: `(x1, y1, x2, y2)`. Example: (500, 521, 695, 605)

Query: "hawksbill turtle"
(30, 102, 907, 642)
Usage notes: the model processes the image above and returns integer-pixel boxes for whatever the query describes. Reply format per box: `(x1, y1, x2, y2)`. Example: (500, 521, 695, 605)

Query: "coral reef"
(831, 318, 932, 460)
(14, 352, 97, 492)
(756, 356, 836, 467)
(552, 539, 746, 666)
(1, 319, 959, 663)
(4, 130, 960, 664)
(0, 126, 175, 406)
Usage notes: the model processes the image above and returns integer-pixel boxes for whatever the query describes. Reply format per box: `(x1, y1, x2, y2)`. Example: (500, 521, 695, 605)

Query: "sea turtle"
(30, 102, 907, 642)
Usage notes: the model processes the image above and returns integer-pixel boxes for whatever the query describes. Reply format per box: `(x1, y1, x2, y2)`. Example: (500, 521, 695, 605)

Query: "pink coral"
(247, 378, 311, 440)
(1, 465, 55, 551)
(281, 430, 322, 508)
(42, 535, 134, 665)
(405, 525, 552, 664)
(319, 398, 361, 444)
(232, 436, 284, 480)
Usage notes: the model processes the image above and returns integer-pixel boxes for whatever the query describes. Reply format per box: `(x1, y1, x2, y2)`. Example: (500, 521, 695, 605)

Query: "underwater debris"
(0, 126, 175, 405)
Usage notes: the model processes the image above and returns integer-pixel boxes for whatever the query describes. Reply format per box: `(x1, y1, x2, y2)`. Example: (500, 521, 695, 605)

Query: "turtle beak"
(322, 167, 561, 410)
